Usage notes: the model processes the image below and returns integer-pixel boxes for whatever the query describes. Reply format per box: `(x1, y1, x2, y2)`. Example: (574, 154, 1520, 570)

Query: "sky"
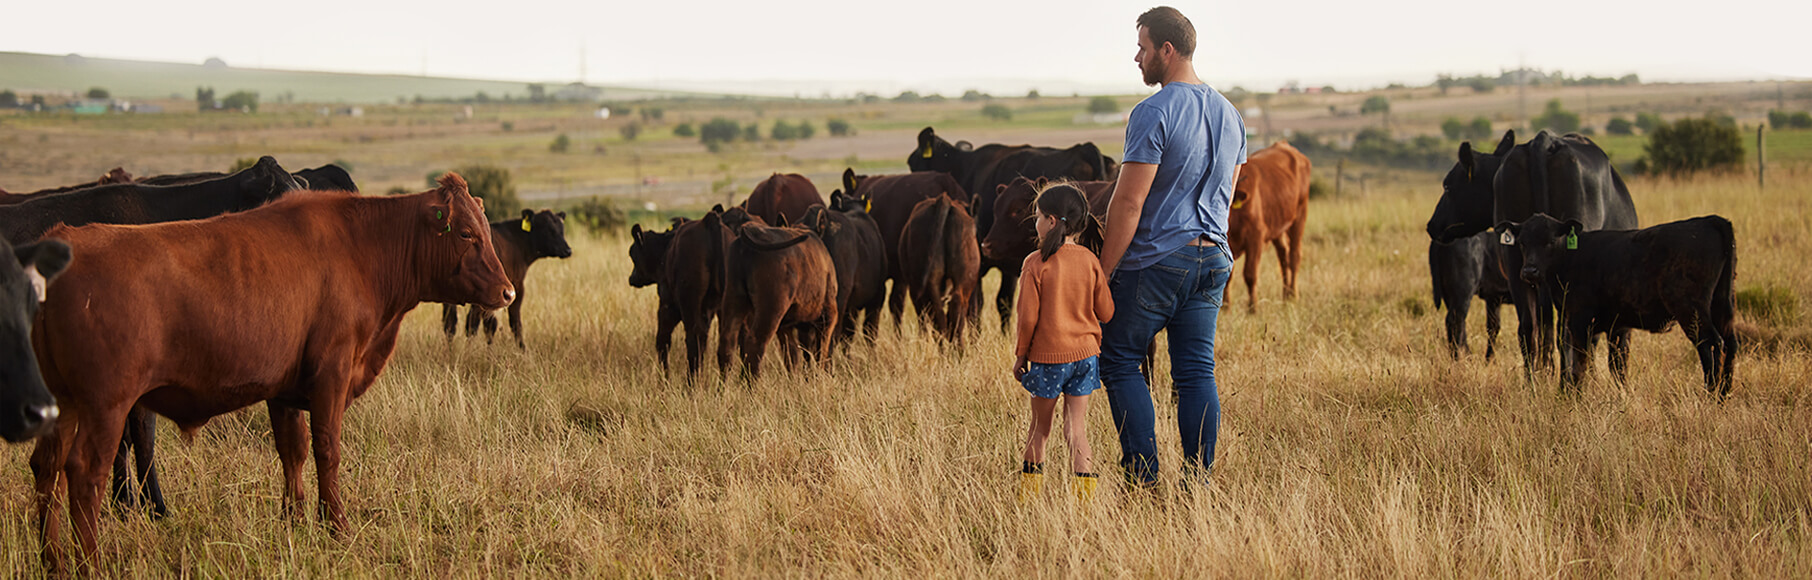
(4, 0, 1805, 97)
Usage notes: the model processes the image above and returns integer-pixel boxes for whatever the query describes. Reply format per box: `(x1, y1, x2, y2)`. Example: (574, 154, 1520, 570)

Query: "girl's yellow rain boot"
(1071, 473, 1098, 502)
(1018, 462, 1044, 504)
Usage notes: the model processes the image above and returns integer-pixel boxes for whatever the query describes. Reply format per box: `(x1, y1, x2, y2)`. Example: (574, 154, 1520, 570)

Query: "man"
(1098, 6, 1246, 490)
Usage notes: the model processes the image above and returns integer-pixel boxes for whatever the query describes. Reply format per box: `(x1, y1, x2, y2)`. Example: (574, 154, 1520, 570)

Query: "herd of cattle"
(1427, 130, 1738, 395)
(0, 121, 1739, 570)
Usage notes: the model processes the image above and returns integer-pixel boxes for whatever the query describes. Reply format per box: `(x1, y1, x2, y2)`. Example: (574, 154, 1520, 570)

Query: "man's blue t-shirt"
(1118, 82, 1247, 272)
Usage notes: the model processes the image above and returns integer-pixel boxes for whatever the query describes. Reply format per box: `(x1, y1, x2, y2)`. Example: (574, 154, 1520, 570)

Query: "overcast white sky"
(4, 0, 1805, 96)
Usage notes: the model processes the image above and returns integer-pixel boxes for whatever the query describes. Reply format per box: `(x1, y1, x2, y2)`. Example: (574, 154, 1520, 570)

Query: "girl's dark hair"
(1035, 182, 1090, 260)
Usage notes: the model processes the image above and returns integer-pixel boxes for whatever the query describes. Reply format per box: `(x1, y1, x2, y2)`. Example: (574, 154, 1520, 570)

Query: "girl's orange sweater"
(1015, 244, 1115, 363)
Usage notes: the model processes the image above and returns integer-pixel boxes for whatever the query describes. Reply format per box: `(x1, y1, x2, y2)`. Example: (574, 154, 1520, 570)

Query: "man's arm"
(1099, 162, 1157, 274)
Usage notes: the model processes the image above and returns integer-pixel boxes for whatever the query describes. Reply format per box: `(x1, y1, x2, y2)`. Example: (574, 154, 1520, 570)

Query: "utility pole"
(1759, 125, 1767, 191)
(1517, 56, 1527, 132)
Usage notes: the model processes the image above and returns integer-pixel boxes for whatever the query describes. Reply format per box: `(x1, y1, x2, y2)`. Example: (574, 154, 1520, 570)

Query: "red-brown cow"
(28, 174, 513, 571)
(717, 223, 838, 379)
(742, 173, 824, 227)
(898, 193, 980, 345)
(1227, 141, 1311, 312)
(628, 209, 732, 378)
(838, 168, 970, 329)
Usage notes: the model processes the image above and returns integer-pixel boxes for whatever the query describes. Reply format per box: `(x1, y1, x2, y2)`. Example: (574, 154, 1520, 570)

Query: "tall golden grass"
(0, 173, 1805, 576)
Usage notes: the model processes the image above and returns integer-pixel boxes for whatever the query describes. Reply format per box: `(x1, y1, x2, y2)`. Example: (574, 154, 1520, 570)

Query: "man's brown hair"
(1137, 7, 1196, 59)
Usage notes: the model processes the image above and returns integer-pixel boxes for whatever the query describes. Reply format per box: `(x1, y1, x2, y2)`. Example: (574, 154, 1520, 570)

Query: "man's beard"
(1141, 57, 1167, 86)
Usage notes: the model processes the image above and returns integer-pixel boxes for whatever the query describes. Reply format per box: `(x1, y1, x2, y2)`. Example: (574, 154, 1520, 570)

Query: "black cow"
(442, 209, 574, 348)
(137, 164, 358, 193)
(1429, 231, 1512, 360)
(0, 237, 71, 442)
(0, 156, 301, 245)
(1498, 214, 1736, 395)
(907, 126, 1112, 331)
(803, 193, 888, 347)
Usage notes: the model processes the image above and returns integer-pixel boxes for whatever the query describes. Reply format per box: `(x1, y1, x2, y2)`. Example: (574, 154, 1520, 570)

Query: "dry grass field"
(0, 163, 1804, 576)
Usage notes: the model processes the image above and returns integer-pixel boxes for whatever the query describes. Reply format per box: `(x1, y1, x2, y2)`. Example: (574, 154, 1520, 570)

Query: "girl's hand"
(1013, 355, 1030, 382)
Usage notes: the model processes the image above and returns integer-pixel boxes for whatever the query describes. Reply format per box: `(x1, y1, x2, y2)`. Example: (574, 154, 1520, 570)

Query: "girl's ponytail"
(1035, 182, 1090, 260)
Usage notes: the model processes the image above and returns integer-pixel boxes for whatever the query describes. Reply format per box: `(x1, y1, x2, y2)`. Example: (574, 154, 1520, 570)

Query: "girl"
(1013, 183, 1114, 502)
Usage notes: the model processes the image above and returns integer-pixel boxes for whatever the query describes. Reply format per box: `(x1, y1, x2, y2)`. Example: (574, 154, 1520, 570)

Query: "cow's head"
(1064, 142, 1109, 181)
(423, 173, 514, 309)
(0, 237, 70, 443)
(720, 206, 765, 229)
(519, 209, 573, 260)
(627, 221, 677, 288)
(1427, 130, 1514, 243)
(981, 177, 1044, 263)
(907, 127, 970, 173)
(802, 206, 843, 241)
(298, 164, 359, 193)
(828, 190, 866, 215)
(235, 156, 304, 209)
(1497, 213, 1581, 286)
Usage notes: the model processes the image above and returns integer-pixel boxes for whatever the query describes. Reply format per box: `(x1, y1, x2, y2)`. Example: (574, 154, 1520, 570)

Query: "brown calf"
(839, 168, 970, 329)
(1227, 141, 1311, 312)
(898, 193, 980, 345)
(743, 173, 824, 227)
(717, 223, 838, 379)
(628, 210, 733, 378)
(29, 174, 513, 571)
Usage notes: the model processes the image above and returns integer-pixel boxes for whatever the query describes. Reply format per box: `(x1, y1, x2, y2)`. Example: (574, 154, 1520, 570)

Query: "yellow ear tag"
(864, 199, 872, 213)
(921, 145, 934, 158)
(1231, 200, 1245, 210)
(522, 218, 532, 233)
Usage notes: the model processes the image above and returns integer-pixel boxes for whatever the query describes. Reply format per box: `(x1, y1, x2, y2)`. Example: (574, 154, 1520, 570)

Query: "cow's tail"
(921, 196, 951, 300)
(1528, 131, 1555, 217)
(1712, 215, 1737, 317)
(703, 211, 728, 301)
(1430, 244, 1445, 311)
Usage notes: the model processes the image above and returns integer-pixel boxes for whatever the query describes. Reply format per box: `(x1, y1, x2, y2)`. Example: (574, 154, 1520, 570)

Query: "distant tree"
(1088, 96, 1118, 114)
(640, 107, 664, 122)
(221, 90, 259, 112)
(827, 118, 852, 137)
(1361, 95, 1390, 115)
(961, 89, 990, 102)
(1435, 74, 1455, 95)
(797, 120, 815, 139)
(770, 120, 799, 141)
(700, 117, 740, 148)
(196, 86, 216, 111)
(1026, 89, 1040, 99)
(893, 91, 922, 103)
(30, 95, 45, 108)
(85, 87, 109, 100)
(1441, 117, 1466, 141)
(1320, 85, 1337, 94)
(743, 123, 761, 142)
(550, 133, 571, 153)
(1605, 116, 1635, 135)
(1635, 112, 1664, 134)
(1465, 77, 1494, 93)
(446, 165, 520, 221)
(619, 123, 641, 141)
(1780, 111, 1812, 129)
(1703, 109, 1737, 129)
(1532, 99, 1580, 133)
(673, 122, 696, 138)
(1642, 115, 1744, 177)
(0, 90, 15, 108)
(1467, 116, 1493, 141)
(981, 103, 1012, 121)
(526, 83, 547, 103)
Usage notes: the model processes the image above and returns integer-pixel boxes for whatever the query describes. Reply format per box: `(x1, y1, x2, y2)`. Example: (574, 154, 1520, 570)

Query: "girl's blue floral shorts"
(1020, 355, 1100, 399)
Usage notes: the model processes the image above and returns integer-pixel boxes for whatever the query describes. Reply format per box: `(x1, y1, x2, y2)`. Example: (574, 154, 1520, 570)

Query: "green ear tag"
(521, 218, 532, 233)
(1566, 230, 1578, 250)
(435, 210, 443, 220)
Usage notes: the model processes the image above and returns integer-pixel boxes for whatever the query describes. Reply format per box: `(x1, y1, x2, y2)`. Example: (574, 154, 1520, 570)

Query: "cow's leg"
(995, 269, 1020, 333)
(1444, 296, 1471, 359)
(1270, 237, 1293, 301)
(32, 415, 76, 572)
(479, 309, 499, 345)
(655, 302, 680, 374)
(716, 308, 742, 377)
(1687, 315, 1724, 395)
(268, 400, 310, 520)
(1499, 247, 1537, 380)
(682, 314, 708, 379)
(1284, 217, 1307, 299)
(307, 362, 354, 534)
(1241, 245, 1263, 313)
(948, 287, 969, 347)
(1607, 328, 1632, 384)
(507, 286, 526, 349)
(887, 277, 908, 333)
(1484, 300, 1503, 362)
(127, 408, 166, 519)
(464, 304, 483, 337)
(1560, 317, 1591, 393)
(440, 303, 459, 340)
(742, 308, 784, 380)
(68, 403, 128, 570)
(1534, 284, 1558, 374)
(862, 298, 884, 344)
(110, 429, 136, 516)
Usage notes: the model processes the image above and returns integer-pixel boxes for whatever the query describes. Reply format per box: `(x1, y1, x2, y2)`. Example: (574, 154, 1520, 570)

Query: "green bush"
(1768, 110, 1812, 130)
(566, 196, 627, 236)
(743, 123, 761, 142)
(221, 90, 259, 112)
(981, 103, 1012, 121)
(700, 117, 740, 146)
(798, 121, 815, 139)
(1635, 112, 1664, 134)
(1736, 285, 1799, 326)
(1605, 116, 1635, 135)
(1088, 96, 1118, 114)
(0, 90, 16, 108)
(619, 123, 641, 141)
(673, 123, 695, 138)
(86, 87, 109, 100)
(1532, 99, 1580, 133)
(827, 118, 852, 137)
(550, 133, 571, 153)
(432, 165, 520, 222)
(1361, 95, 1390, 115)
(770, 120, 799, 141)
(1308, 178, 1332, 200)
(1641, 115, 1745, 177)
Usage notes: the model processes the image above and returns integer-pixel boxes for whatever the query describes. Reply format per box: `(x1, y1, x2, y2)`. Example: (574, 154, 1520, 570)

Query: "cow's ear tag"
(521, 218, 532, 233)
(920, 145, 934, 158)
(1499, 230, 1515, 245)
(435, 210, 443, 220)
(864, 198, 872, 213)
(1466, 167, 1473, 180)
(1231, 200, 1245, 210)
(1566, 229, 1578, 250)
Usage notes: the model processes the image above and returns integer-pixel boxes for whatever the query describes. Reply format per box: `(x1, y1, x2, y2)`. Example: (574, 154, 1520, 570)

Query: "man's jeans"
(1101, 244, 1233, 487)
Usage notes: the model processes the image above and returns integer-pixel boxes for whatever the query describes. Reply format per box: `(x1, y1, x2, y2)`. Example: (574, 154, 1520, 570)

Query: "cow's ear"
(1565, 220, 1584, 234)
(522, 208, 534, 219)
(843, 167, 858, 192)
(710, 203, 725, 214)
(1494, 130, 1516, 156)
(917, 127, 937, 158)
(1036, 177, 1048, 189)
(15, 239, 72, 303)
(556, 211, 565, 220)
(996, 184, 1008, 195)
(829, 190, 845, 210)
(776, 214, 790, 228)
(631, 223, 643, 241)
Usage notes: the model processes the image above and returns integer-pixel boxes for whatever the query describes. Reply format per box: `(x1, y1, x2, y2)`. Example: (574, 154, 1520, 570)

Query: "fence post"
(1335, 158, 1345, 198)
(1758, 125, 1766, 192)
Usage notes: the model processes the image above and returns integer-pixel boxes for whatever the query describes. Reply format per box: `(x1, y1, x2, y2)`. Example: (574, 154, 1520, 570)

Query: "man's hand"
(1100, 162, 1158, 273)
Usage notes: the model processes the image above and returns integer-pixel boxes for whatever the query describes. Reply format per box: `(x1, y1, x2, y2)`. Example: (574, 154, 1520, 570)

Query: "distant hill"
(0, 51, 697, 103)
